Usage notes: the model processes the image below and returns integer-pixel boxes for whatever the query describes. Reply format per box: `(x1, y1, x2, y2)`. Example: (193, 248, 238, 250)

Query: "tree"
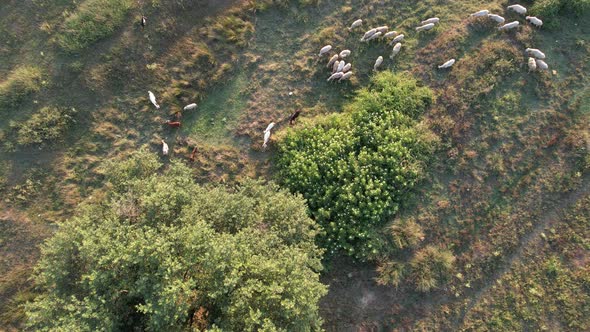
(26, 149, 326, 331)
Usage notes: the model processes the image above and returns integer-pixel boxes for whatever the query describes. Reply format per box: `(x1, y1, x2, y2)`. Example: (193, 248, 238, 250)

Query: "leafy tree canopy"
(26, 149, 326, 331)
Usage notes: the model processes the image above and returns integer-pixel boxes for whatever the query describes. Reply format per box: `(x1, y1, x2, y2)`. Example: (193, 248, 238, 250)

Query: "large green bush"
(26, 149, 326, 331)
(276, 72, 437, 260)
(0, 66, 43, 112)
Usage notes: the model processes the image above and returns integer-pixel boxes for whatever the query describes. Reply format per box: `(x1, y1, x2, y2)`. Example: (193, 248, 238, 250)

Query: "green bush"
(12, 106, 76, 147)
(531, 0, 590, 29)
(276, 72, 437, 260)
(27, 150, 326, 331)
(57, 0, 133, 52)
(0, 66, 43, 112)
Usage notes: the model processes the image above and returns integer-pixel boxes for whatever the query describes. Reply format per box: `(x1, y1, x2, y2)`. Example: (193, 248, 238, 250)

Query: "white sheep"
(161, 140, 169, 156)
(339, 71, 353, 82)
(470, 9, 490, 17)
(327, 72, 344, 82)
(507, 4, 527, 15)
(264, 122, 275, 134)
(327, 54, 339, 68)
(349, 19, 363, 30)
(536, 59, 549, 70)
(332, 60, 341, 73)
(526, 16, 543, 27)
(487, 14, 505, 24)
(361, 28, 377, 41)
(390, 43, 402, 59)
(336, 61, 345, 73)
(263, 130, 271, 149)
(183, 103, 197, 111)
(365, 31, 382, 42)
(376, 26, 389, 33)
(339, 50, 351, 58)
(342, 63, 352, 73)
(528, 57, 537, 71)
(438, 59, 456, 69)
(421, 17, 440, 25)
(319, 45, 332, 56)
(388, 34, 405, 45)
(148, 91, 160, 109)
(383, 31, 398, 38)
(525, 48, 546, 59)
(416, 23, 435, 32)
(498, 21, 519, 31)
(374, 56, 384, 71)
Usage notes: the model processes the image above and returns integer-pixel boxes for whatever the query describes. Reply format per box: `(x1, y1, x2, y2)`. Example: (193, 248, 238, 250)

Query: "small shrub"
(12, 106, 76, 147)
(409, 246, 455, 292)
(389, 219, 425, 250)
(0, 66, 43, 112)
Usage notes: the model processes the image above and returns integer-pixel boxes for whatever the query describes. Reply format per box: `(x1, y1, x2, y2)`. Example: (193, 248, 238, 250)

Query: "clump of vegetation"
(26, 149, 326, 331)
(531, 0, 590, 29)
(0, 66, 43, 112)
(11, 106, 76, 147)
(276, 72, 438, 260)
(57, 0, 133, 52)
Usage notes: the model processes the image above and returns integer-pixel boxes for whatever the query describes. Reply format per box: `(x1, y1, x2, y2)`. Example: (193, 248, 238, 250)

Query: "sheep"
(438, 59, 456, 69)
(364, 31, 382, 42)
(349, 19, 363, 30)
(327, 54, 339, 68)
(416, 23, 435, 32)
(336, 61, 346, 73)
(526, 16, 543, 27)
(421, 17, 440, 25)
(148, 91, 160, 109)
(263, 122, 275, 134)
(525, 48, 546, 59)
(528, 57, 537, 71)
(141, 15, 147, 28)
(487, 14, 505, 24)
(507, 4, 527, 15)
(536, 59, 549, 70)
(383, 31, 398, 38)
(327, 72, 344, 82)
(388, 34, 405, 45)
(161, 140, 169, 156)
(339, 71, 353, 82)
(390, 43, 402, 59)
(189, 146, 198, 162)
(339, 50, 351, 58)
(361, 28, 377, 41)
(165, 120, 181, 128)
(183, 103, 197, 111)
(470, 9, 490, 17)
(263, 130, 271, 149)
(319, 45, 332, 56)
(332, 60, 341, 73)
(376, 26, 389, 33)
(498, 21, 519, 31)
(373, 56, 384, 71)
(342, 63, 352, 73)
(288, 110, 301, 125)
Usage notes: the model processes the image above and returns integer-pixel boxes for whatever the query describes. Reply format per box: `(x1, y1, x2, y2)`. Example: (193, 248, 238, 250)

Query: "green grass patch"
(57, 0, 134, 52)
(11, 106, 76, 148)
(0, 66, 43, 112)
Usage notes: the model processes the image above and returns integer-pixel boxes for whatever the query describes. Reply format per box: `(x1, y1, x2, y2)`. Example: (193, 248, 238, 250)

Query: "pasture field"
(0, 0, 588, 330)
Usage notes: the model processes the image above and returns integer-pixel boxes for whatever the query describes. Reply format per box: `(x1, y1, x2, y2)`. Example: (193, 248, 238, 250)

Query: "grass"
(0, 66, 43, 112)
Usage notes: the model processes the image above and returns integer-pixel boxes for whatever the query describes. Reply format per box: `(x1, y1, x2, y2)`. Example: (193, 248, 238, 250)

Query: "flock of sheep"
(318, 2, 549, 85)
(150, 3, 551, 155)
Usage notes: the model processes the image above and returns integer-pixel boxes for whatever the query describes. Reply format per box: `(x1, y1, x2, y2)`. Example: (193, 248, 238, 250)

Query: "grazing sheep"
(536, 59, 548, 70)
(388, 34, 405, 45)
(507, 4, 527, 15)
(319, 45, 332, 56)
(528, 57, 537, 71)
(183, 103, 197, 111)
(365, 31, 382, 42)
(336, 61, 346, 73)
(470, 9, 490, 17)
(376, 25, 389, 33)
(288, 110, 301, 125)
(342, 63, 352, 73)
(438, 59, 456, 69)
(141, 15, 147, 28)
(165, 120, 181, 128)
(421, 17, 440, 25)
(189, 146, 198, 162)
(361, 28, 377, 41)
(383, 31, 398, 38)
(487, 14, 505, 24)
(526, 16, 543, 27)
(390, 43, 402, 59)
(327, 54, 339, 68)
(339, 71, 353, 82)
(161, 140, 169, 156)
(374, 56, 384, 71)
(498, 21, 519, 31)
(340, 50, 351, 58)
(327, 72, 344, 82)
(264, 122, 275, 134)
(525, 48, 546, 59)
(263, 130, 271, 149)
(148, 91, 160, 109)
(332, 60, 341, 73)
(416, 23, 435, 32)
(349, 19, 363, 30)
